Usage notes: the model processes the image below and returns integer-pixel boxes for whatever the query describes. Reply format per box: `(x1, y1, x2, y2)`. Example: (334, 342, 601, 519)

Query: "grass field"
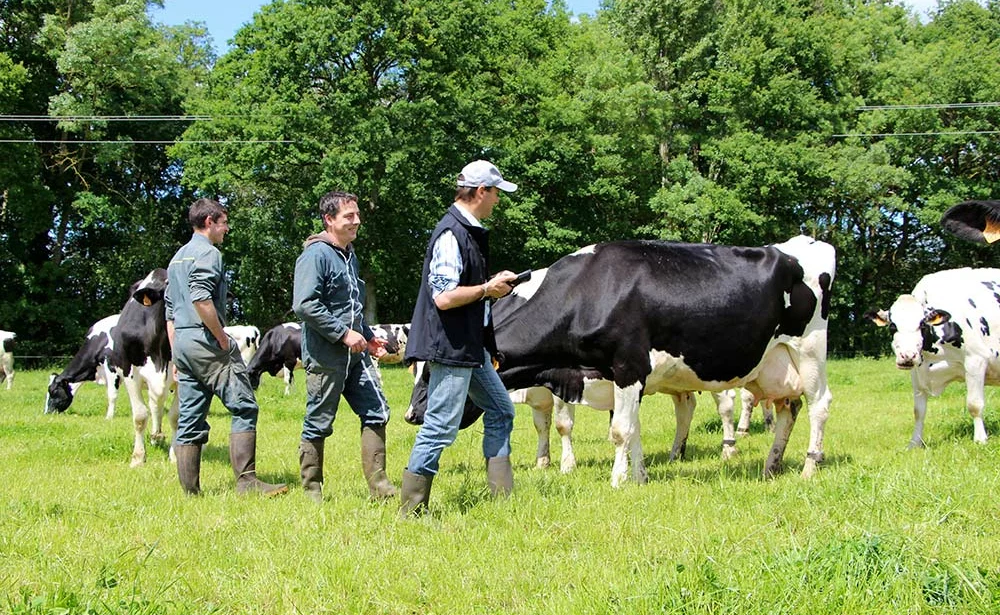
(2, 358, 1000, 614)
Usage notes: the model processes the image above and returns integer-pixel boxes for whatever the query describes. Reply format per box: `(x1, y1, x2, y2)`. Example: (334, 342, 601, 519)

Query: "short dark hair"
(455, 186, 480, 202)
(318, 191, 358, 219)
(188, 198, 227, 229)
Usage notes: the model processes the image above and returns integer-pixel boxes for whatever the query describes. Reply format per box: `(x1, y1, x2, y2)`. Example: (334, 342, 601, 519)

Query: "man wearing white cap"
(400, 160, 519, 516)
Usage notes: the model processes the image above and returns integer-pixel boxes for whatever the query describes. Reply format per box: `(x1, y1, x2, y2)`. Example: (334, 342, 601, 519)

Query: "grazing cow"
(867, 267, 1000, 448)
(372, 323, 408, 364)
(247, 322, 302, 394)
(224, 325, 261, 365)
(0, 330, 14, 390)
(45, 270, 178, 467)
(492, 236, 834, 487)
(45, 315, 122, 417)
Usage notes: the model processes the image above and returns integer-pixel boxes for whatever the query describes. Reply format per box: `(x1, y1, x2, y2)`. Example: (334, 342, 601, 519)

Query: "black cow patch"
(981, 317, 991, 337)
(969, 298, 978, 309)
(941, 322, 964, 348)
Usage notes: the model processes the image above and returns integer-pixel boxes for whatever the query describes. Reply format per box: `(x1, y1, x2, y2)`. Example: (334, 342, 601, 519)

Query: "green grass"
(2, 359, 1000, 614)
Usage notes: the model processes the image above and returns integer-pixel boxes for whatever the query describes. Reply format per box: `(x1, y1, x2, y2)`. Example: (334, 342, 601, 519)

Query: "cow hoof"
(150, 433, 166, 447)
(906, 440, 926, 450)
(168, 446, 177, 464)
(130, 456, 145, 468)
(763, 463, 781, 479)
(721, 445, 739, 461)
(535, 456, 550, 469)
(800, 458, 818, 479)
(560, 456, 576, 474)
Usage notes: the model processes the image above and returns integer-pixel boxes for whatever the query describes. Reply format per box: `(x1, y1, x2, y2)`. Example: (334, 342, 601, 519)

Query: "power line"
(0, 114, 213, 122)
(832, 130, 1000, 138)
(0, 139, 300, 144)
(857, 102, 1000, 111)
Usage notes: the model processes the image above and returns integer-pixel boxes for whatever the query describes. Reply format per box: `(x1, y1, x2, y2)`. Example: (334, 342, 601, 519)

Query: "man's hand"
(342, 329, 367, 353)
(367, 336, 388, 359)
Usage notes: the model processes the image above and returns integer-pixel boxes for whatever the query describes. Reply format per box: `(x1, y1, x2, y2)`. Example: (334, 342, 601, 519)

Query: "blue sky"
(151, 0, 940, 54)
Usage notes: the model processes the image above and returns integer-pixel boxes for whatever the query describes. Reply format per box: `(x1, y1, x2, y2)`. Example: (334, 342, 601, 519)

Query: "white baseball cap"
(456, 160, 518, 192)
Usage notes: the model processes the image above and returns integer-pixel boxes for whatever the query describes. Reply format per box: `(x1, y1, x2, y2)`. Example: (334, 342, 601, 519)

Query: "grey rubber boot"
(361, 425, 397, 500)
(175, 443, 202, 496)
(486, 456, 513, 497)
(299, 439, 324, 503)
(229, 431, 289, 497)
(399, 470, 433, 518)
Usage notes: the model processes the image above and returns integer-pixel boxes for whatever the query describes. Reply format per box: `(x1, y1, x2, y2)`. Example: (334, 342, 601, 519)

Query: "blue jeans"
(406, 350, 515, 476)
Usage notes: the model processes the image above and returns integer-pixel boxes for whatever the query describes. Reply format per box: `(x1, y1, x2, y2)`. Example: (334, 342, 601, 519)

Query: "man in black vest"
(401, 160, 519, 516)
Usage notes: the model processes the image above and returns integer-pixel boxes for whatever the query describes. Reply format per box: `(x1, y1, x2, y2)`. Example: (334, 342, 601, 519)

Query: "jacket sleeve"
(292, 247, 349, 345)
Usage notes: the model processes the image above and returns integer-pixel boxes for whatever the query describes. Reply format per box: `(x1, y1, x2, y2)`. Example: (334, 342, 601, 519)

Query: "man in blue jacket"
(292, 191, 394, 503)
(401, 160, 519, 516)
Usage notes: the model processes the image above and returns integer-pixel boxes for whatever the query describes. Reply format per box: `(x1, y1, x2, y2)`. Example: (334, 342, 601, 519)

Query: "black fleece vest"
(405, 205, 497, 367)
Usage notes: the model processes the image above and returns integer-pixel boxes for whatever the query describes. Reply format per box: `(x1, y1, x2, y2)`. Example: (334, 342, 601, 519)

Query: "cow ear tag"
(984, 217, 1000, 243)
(142, 295, 152, 307)
(925, 310, 950, 326)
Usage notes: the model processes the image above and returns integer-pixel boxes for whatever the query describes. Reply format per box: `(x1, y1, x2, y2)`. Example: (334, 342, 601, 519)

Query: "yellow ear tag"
(142, 295, 152, 307)
(492, 358, 499, 370)
(984, 218, 1000, 243)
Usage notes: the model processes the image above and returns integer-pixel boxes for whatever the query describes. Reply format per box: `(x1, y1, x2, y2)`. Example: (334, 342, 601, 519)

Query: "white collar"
(453, 202, 483, 228)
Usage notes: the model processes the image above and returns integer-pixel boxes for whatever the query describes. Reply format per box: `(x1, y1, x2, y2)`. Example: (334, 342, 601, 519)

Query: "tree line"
(2, 0, 1000, 361)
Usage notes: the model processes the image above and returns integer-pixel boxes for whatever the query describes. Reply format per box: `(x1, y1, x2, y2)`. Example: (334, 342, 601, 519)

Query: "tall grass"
(1, 359, 999, 614)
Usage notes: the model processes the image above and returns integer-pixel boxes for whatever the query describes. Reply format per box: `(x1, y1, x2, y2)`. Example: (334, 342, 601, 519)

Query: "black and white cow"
(493, 236, 835, 487)
(45, 270, 177, 467)
(45, 314, 121, 418)
(372, 323, 408, 364)
(224, 324, 261, 365)
(247, 322, 302, 395)
(867, 267, 1000, 448)
(0, 330, 14, 390)
(940, 200, 1000, 244)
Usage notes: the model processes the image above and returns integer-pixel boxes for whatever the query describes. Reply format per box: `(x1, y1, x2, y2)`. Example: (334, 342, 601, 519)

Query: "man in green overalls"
(166, 198, 288, 497)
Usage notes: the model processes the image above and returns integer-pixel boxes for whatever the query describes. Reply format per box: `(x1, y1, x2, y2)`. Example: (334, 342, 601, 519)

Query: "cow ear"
(864, 310, 891, 327)
(924, 309, 952, 326)
(133, 288, 160, 306)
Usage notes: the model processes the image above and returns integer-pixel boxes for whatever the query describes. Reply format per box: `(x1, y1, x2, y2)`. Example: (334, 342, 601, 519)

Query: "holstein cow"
(45, 270, 178, 467)
(224, 324, 261, 365)
(867, 267, 1000, 448)
(45, 314, 122, 417)
(247, 322, 302, 395)
(493, 236, 835, 487)
(372, 323, 408, 364)
(0, 330, 14, 390)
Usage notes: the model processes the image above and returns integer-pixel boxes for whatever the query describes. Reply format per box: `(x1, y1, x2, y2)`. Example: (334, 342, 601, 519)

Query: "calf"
(493, 236, 834, 487)
(868, 267, 1000, 447)
(247, 322, 302, 395)
(45, 315, 121, 417)
(0, 330, 14, 390)
(224, 324, 261, 365)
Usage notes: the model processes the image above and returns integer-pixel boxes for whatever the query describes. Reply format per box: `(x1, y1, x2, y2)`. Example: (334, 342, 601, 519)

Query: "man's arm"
(193, 300, 229, 351)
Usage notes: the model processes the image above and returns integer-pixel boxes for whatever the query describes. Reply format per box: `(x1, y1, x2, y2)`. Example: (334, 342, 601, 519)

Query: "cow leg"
(714, 390, 738, 460)
(737, 388, 754, 435)
(104, 369, 120, 420)
(123, 375, 149, 467)
(669, 393, 694, 462)
(532, 406, 552, 469)
(964, 359, 989, 444)
(146, 369, 172, 452)
(800, 357, 833, 479)
(764, 398, 799, 478)
(283, 366, 293, 396)
(553, 399, 577, 473)
(166, 387, 180, 463)
(762, 400, 775, 432)
(906, 369, 930, 448)
(609, 382, 645, 487)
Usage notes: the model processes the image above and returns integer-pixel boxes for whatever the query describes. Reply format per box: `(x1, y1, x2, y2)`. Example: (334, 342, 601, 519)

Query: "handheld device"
(509, 269, 532, 287)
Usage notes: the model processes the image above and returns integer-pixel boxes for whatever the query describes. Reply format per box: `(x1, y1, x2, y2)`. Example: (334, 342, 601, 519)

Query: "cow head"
(130, 268, 168, 306)
(371, 325, 401, 359)
(45, 374, 74, 414)
(866, 294, 952, 369)
(403, 361, 483, 428)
